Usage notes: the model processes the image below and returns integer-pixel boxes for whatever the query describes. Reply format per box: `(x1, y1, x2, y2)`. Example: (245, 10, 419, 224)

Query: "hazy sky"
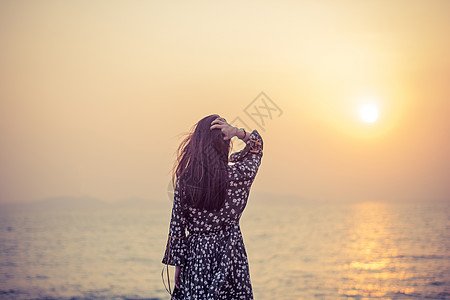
(1, 0, 449, 204)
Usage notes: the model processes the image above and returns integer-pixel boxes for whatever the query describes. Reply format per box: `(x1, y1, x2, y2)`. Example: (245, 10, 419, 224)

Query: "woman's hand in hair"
(210, 117, 237, 140)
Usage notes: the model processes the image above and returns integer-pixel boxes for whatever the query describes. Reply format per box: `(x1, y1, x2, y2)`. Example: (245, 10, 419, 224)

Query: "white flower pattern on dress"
(162, 130, 263, 300)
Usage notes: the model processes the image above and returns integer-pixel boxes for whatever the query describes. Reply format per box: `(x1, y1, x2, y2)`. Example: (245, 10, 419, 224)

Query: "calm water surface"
(1, 199, 449, 299)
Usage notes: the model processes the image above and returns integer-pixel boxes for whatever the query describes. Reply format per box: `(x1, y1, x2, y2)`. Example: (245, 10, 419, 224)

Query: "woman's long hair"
(171, 114, 232, 211)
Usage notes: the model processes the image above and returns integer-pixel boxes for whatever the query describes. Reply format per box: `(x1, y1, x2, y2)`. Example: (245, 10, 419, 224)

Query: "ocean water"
(0, 199, 449, 299)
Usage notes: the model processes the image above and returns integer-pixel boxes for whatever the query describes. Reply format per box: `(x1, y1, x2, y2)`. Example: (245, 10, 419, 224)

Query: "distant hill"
(0, 192, 314, 213)
(0, 195, 108, 211)
(110, 196, 154, 209)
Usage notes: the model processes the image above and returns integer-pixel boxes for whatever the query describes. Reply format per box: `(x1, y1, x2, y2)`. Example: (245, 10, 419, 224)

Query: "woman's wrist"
(233, 127, 240, 138)
(234, 127, 246, 140)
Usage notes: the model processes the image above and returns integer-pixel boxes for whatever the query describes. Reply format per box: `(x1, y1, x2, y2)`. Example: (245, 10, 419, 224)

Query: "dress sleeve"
(229, 129, 263, 180)
(162, 180, 188, 267)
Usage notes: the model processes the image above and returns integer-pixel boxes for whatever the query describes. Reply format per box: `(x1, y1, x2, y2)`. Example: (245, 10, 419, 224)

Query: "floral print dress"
(162, 129, 263, 300)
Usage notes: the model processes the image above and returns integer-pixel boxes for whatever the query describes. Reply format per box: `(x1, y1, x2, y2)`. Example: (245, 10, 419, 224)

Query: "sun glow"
(358, 102, 380, 124)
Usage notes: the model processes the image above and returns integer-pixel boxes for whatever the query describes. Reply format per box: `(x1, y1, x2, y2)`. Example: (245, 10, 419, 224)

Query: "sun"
(358, 102, 379, 124)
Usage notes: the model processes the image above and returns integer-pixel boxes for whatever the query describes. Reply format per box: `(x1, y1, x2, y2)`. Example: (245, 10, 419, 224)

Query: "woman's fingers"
(210, 118, 225, 126)
(210, 117, 227, 130)
(210, 123, 225, 130)
(211, 117, 232, 140)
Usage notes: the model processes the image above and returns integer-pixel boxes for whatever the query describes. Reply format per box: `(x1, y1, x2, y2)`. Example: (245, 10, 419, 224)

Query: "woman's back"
(162, 120, 263, 300)
(186, 129, 263, 234)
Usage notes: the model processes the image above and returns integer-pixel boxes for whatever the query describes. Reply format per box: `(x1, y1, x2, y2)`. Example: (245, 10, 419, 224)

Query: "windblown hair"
(171, 114, 232, 211)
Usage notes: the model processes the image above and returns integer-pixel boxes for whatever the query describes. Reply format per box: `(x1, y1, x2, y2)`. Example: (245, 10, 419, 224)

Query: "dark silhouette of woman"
(162, 114, 263, 299)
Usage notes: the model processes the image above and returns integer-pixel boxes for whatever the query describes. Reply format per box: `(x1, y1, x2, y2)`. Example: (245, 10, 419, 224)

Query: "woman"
(162, 114, 263, 299)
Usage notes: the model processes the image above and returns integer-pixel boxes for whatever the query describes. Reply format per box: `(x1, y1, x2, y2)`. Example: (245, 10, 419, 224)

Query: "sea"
(0, 196, 449, 299)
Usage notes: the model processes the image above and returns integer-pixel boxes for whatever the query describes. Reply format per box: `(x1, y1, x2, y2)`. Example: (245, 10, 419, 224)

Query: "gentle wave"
(1, 200, 449, 299)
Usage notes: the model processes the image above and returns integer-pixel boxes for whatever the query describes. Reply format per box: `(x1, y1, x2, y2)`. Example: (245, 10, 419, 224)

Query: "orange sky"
(1, 0, 449, 204)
